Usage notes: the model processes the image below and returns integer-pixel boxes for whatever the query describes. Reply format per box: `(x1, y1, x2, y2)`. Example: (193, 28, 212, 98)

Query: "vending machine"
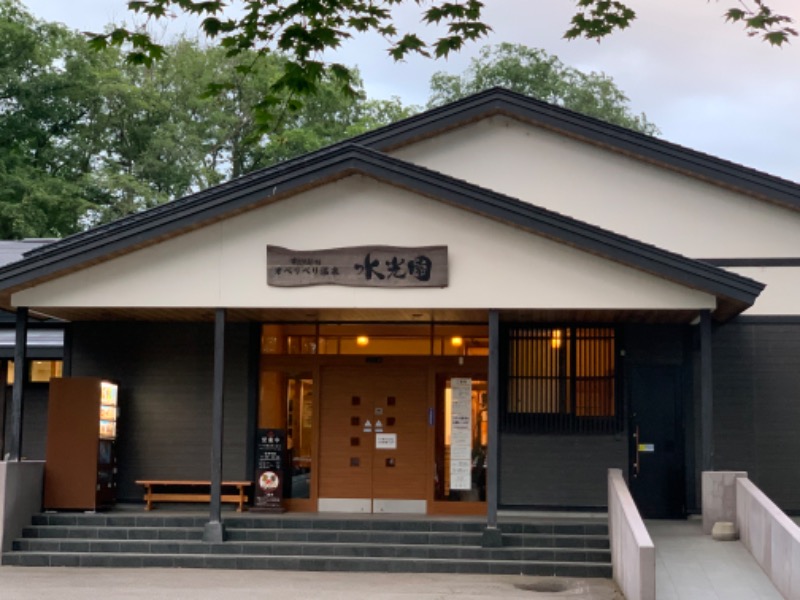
(44, 377, 119, 510)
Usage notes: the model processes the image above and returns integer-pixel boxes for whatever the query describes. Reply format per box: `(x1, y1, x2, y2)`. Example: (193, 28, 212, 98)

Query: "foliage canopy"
(428, 43, 659, 135)
(0, 0, 414, 238)
(89, 1, 796, 129)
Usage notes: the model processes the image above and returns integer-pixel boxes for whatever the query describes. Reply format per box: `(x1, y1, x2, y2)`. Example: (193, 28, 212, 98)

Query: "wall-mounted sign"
(375, 433, 397, 450)
(267, 245, 448, 288)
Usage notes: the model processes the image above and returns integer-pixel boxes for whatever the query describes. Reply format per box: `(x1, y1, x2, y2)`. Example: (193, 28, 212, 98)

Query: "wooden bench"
(136, 480, 252, 512)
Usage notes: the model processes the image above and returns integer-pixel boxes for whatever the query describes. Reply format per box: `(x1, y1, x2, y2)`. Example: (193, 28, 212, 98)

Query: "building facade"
(1, 89, 798, 518)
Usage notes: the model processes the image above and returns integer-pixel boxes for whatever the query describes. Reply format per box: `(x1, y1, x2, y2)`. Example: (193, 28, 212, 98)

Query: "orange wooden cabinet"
(44, 377, 119, 511)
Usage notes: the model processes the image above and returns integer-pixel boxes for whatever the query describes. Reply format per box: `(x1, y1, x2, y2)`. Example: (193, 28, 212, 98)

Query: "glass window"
(260, 323, 488, 356)
(5, 360, 63, 385)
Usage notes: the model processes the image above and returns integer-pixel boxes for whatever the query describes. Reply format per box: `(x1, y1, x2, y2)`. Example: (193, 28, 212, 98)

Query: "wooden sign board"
(267, 245, 448, 288)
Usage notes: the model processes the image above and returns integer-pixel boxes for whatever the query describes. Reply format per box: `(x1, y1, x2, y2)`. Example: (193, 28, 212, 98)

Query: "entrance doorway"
(434, 376, 488, 507)
(318, 366, 428, 513)
(629, 365, 685, 518)
(258, 322, 489, 514)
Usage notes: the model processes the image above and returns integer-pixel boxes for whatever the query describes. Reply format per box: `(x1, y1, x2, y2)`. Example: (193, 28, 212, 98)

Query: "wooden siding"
(69, 321, 252, 502)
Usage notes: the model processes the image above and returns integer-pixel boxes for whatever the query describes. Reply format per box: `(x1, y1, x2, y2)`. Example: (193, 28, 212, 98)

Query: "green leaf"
(202, 17, 224, 37)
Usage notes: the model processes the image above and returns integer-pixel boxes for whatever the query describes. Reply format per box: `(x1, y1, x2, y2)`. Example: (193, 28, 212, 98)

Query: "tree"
(89, 1, 795, 132)
(428, 44, 658, 135)
(0, 0, 104, 237)
(0, 1, 416, 236)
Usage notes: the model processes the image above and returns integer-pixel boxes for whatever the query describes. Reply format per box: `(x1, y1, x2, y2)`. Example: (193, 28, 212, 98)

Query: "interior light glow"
(356, 335, 369, 347)
(450, 336, 463, 348)
(551, 330, 562, 349)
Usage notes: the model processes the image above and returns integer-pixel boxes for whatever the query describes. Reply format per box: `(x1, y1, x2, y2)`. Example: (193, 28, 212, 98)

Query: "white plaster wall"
(728, 267, 800, 315)
(13, 176, 715, 311)
(391, 117, 800, 260)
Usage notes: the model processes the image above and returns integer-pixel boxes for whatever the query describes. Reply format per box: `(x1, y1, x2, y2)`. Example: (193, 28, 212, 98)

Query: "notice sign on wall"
(267, 245, 448, 288)
(253, 429, 285, 512)
(450, 377, 473, 490)
(375, 433, 397, 450)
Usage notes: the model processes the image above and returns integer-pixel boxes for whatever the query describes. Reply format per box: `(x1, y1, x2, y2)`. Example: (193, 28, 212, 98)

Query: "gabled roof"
(0, 239, 57, 267)
(0, 143, 763, 320)
(348, 87, 800, 212)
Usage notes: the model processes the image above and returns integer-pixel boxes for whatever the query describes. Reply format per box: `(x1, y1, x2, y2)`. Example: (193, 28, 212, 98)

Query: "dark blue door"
(628, 365, 685, 518)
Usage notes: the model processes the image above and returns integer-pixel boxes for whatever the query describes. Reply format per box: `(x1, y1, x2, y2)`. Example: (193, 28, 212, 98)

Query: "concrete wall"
(736, 478, 800, 599)
(608, 468, 655, 600)
(0, 460, 44, 552)
(702, 471, 747, 534)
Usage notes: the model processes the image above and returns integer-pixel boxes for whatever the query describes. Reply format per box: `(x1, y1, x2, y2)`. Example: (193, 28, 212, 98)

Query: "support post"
(482, 309, 502, 547)
(700, 310, 714, 473)
(204, 308, 226, 543)
(8, 307, 28, 461)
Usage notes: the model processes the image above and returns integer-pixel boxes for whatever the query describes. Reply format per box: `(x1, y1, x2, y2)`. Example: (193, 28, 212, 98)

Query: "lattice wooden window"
(502, 326, 620, 434)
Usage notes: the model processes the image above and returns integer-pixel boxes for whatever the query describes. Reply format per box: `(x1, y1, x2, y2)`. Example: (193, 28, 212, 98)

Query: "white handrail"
(736, 477, 800, 599)
(608, 468, 655, 600)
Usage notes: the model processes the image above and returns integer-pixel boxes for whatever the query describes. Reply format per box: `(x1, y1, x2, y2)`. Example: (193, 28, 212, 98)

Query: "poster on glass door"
(450, 377, 472, 490)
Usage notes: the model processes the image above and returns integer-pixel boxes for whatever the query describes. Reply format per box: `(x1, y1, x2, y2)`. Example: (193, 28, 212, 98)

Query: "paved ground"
(649, 519, 782, 600)
(0, 568, 623, 599)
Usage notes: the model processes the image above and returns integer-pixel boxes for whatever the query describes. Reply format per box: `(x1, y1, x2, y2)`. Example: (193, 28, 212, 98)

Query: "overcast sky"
(23, 0, 800, 183)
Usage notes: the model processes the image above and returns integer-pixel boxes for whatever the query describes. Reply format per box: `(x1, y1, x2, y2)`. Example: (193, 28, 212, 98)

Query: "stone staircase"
(3, 512, 611, 576)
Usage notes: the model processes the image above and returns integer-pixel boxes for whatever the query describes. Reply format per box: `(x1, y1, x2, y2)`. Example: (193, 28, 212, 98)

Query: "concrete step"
(30, 513, 608, 536)
(21, 524, 608, 549)
(12, 537, 610, 563)
(8, 512, 612, 575)
(2, 550, 612, 576)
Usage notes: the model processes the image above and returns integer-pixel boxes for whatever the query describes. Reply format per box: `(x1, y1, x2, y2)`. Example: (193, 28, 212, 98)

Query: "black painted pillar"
(204, 308, 226, 542)
(8, 307, 28, 461)
(482, 309, 502, 547)
(700, 310, 714, 472)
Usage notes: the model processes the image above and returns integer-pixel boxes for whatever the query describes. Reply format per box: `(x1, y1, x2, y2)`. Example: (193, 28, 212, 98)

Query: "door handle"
(633, 425, 640, 478)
